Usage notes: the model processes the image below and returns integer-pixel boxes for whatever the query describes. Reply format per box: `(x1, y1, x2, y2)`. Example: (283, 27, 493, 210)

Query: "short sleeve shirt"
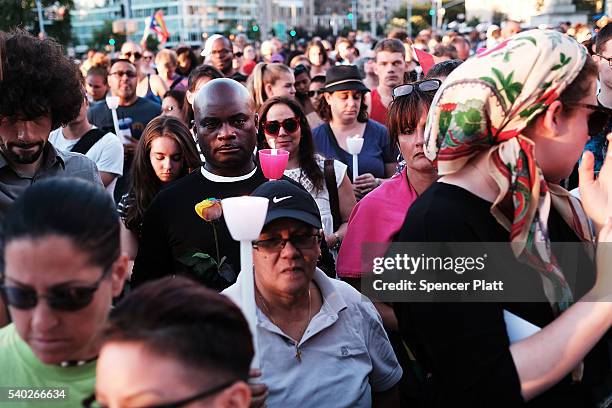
(87, 97, 161, 140)
(222, 268, 402, 408)
(312, 120, 395, 180)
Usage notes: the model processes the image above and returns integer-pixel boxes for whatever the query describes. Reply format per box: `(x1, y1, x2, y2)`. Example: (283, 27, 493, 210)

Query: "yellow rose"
(194, 198, 223, 222)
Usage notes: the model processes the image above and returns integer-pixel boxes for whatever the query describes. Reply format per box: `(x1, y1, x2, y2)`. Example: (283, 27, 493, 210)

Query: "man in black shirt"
(132, 79, 267, 290)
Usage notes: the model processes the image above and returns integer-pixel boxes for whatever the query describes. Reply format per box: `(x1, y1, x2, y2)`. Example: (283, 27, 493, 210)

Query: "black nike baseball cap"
(251, 180, 322, 229)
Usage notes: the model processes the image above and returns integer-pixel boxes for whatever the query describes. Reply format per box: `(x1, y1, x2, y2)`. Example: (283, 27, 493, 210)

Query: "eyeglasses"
(0, 269, 110, 312)
(123, 51, 142, 60)
(252, 233, 321, 252)
(308, 90, 321, 98)
(392, 79, 442, 100)
(82, 380, 236, 408)
(234, 51, 243, 58)
(263, 117, 300, 136)
(566, 102, 612, 137)
(109, 71, 137, 79)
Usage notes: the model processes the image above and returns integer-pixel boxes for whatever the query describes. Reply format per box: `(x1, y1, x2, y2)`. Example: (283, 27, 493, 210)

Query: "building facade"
(72, 0, 318, 49)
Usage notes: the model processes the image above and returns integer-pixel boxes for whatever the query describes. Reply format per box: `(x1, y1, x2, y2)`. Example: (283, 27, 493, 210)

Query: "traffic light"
(108, 38, 116, 46)
(252, 25, 259, 32)
(289, 29, 296, 37)
(347, 12, 354, 20)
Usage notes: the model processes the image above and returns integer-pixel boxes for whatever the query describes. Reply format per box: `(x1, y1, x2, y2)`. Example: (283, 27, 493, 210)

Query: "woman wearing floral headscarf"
(394, 29, 612, 406)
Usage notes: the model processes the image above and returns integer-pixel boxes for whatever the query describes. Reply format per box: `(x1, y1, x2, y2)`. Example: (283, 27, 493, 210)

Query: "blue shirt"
(312, 120, 395, 180)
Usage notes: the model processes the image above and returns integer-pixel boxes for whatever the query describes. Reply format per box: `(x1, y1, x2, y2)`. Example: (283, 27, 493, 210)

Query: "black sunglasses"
(234, 51, 243, 58)
(0, 269, 110, 312)
(307, 90, 321, 97)
(392, 79, 442, 100)
(82, 380, 236, 408)
(263, 117, 300, 136)
(123, 51, 142, 60)
(567, 102, 612, 137)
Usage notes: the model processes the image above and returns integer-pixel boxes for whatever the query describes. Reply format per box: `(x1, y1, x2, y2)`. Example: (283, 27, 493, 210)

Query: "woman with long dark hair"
(118, 116, 201, 269)
(258, 96, 356, 252)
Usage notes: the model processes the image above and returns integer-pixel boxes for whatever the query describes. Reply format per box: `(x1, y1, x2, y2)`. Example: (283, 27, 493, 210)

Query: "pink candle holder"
(259, 148, 289, 180)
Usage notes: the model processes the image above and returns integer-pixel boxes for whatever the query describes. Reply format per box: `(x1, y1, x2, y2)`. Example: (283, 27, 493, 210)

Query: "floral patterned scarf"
(424, 29, 593, 313)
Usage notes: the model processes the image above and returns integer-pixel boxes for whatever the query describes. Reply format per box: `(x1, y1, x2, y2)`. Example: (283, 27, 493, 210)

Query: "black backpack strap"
(324, 159, 341, 232)
(70, 128, 107, 155)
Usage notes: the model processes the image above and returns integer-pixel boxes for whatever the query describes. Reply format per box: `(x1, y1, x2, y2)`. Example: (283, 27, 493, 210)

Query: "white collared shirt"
(222, 268, 402, 408)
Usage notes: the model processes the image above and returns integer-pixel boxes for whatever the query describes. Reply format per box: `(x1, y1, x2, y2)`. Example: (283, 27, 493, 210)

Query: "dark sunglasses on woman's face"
(0, 269, 109, 312)
(307, 90, 320, 97)
(263, 117, 300, 136)
(567, 103, 612, 137)
(234, 51, 243, 58)
(392, 79, 442, 100)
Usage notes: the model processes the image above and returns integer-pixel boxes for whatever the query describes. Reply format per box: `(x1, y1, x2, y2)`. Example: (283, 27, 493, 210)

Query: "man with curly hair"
(0, 30, 101, 221)
(0, 30, 102, 328)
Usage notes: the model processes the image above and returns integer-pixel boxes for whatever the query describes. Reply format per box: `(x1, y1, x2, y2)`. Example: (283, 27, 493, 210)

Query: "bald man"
(208, 36, 248, 83)
(131, 79, 269, 289)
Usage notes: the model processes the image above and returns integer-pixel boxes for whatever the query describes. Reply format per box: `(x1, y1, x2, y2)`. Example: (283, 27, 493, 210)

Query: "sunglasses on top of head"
(392, 79, 442, 100)
(566, 102, 612, 137)
(263, 117, 300, 136)
(0, 268, 110, 312)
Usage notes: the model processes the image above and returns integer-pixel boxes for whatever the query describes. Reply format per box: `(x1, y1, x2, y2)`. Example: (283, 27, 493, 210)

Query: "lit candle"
(345, 134, 364, 182)
(105, 96, 121, 141)
(221, 196, 269, 369)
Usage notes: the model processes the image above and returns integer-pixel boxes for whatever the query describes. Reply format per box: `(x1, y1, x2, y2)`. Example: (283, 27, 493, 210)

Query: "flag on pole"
(141, 10, 170, 46)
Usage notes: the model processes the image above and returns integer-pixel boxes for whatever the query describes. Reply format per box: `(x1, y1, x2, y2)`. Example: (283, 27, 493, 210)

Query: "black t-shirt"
(132, 167, 269, 291)
(393, 182, 610, 407)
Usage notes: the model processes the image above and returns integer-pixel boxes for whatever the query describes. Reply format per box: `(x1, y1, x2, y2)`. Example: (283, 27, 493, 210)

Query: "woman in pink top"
(337, 78, 443, 329)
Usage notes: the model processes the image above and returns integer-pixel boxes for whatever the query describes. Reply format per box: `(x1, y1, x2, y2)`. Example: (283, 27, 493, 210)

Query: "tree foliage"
(89, 20, 125, 51)
(0, 0, 73, 45)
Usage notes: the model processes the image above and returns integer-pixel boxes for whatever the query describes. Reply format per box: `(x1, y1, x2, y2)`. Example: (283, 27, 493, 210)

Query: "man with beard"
(368, 39, 408, 127)
(87, 59, 160, 201)
(131, 78, 270, 290)
(0, 31, 102, 327)
(0, 30, 101, 220)
(206, 35, 248, 83)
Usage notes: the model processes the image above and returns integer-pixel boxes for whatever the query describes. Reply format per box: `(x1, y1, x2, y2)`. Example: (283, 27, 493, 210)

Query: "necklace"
(256, 286, 312, 362)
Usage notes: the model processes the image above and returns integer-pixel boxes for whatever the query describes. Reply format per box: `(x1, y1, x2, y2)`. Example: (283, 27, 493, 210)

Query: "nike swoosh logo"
(272, 196, 292, 203)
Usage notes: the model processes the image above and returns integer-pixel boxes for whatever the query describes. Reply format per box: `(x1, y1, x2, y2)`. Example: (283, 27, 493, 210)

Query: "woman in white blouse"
(257, 96, 356, 252)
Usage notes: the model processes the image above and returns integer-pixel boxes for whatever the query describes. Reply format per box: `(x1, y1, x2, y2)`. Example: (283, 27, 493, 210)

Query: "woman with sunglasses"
(247, 62, 296, 112)
(120, 42, 167, 105)
(313, 65, 397, 201)
(393, 30, 612, 406)
(88, 276, 252, 408)
(223, 180, 402, 408)
(0, 178, 128, 406)
(117, 117, 201, 275)
(258, 96, 356, 253)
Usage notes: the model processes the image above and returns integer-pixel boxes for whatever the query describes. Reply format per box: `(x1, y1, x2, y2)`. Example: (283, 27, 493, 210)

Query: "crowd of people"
(0, 17, 612, 408)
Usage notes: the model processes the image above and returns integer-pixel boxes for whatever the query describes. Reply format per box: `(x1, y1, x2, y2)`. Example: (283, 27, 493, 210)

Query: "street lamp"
(406, 0, 412, 38)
